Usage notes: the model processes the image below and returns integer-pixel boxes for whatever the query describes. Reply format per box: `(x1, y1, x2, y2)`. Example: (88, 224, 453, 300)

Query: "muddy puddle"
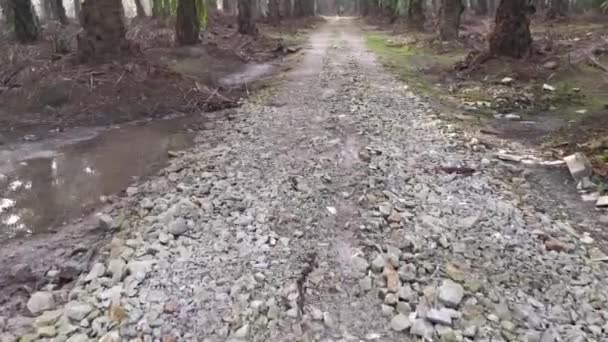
(219, 63, 274, 87)
(0, 115, 209, 240)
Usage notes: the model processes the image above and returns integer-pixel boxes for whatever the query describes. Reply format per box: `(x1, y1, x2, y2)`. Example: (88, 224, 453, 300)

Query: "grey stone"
(84, 263, 106, 282)
(384, 293, 398, 305)
(563, 153, 592, 181)
(34, 309, 63, 327)
(234, 324, 249, 338)
(235, 215, 254, 226)
(0, 333, 16, 342)
(158, 232, 171, 244)
(322, 312, 335, 328)
(426, 308, 453, 326)
(352, 256, 369, 273)
(99, 331, 120, 342)
(396, 302, 411, 315)
(540, 328, 560, 342)
(390, 313, 411, 332)
(168, 218, 189, 235)
(359, 276, 372, 291)
(37, 326, 57, 338)
(108, 259, 127, 282)
(378, 202, 393, 216)
(66, 333, 89, 342)
(65, 301, 94, 321)
(27, 292, 56, 314)
(381, 304, 394, 317)
(127, 259, 154, 278)
(98, 214, 115, 230)
(397, 284, 416, 302)
(438, 279, 464, 308)
(463, 325, 477, 338)
(398, 263, 417, 282)
(371, 254, 385, 273)
(411, 318, 434, 339)
(596, 196, 608, 208)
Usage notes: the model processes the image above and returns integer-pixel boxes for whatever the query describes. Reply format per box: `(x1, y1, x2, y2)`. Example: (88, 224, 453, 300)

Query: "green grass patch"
(365, 32, 466, 96)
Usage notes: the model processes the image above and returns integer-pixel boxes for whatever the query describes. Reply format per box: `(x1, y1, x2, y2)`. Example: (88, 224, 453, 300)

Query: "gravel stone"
(389, 313, 411, 332)
(438, 279, 464, 308)
(26, 292, 56, 315)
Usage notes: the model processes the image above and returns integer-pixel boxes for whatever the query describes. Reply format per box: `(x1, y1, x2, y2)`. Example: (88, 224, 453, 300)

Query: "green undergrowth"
(365, 32, 466, 96)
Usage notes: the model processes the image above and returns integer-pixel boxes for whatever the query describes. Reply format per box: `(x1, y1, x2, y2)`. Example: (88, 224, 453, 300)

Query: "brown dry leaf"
(109, 302, 128, 322)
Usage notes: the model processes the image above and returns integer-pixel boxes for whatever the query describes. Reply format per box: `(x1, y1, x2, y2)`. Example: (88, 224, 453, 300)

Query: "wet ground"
(0, 60, 276, 241)
(0, 115, 201, 240)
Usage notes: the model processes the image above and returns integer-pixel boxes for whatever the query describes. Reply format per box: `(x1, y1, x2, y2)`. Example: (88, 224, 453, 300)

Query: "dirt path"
(3, 18, 608, 342)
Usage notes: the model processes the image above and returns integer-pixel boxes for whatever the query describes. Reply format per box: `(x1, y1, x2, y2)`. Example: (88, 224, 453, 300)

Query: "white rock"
(501, 77, 514, 85)
(235, 215, 254, 226)
(496, 153, 523, 162)
(234, 324, 249, 338)
(438, 279, 464, 308)
(504, 114, 521, 121)
(65, 301, 93, 321)
(84, 263, 106, 282)
(99, 331, 120, 342)
(410, 318, 434, 338)
(581, 192, 599, 202)
(597, 196, 608, 208)
(108, 259, 127, 282)
(158, 232, 171, 244)
(27, 292, 56, 315)
(564, 153, 592, 181)
(66, 333, 89, 342)
(168, 218, 189, 235)
(542, 84, 556, 91)
(378, 202, 393, 216)
(390, 313, 411, 332)
(426, 308, 453, 325)
(127, 259, 154, 278)
(33, 310, 62, 327)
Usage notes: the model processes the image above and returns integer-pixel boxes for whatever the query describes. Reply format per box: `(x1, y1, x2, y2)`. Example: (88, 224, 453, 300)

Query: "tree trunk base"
(77, 0, 130, 62)
(488, 0, 533, 59)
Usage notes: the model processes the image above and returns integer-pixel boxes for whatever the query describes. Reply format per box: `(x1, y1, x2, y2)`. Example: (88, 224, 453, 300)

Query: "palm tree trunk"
(74, 0, 81, 20)
(237, 0, 256, 34)
(489, 0, 533, 58)
(134, 0, 146, 17)
(407, 0, 425, 31)
(176, 0, 200, 45)
(10, 0, 39, 43)
(54, 0, 68, 24)
(438, 0, 464, 40)
(77, 0, 128, 61)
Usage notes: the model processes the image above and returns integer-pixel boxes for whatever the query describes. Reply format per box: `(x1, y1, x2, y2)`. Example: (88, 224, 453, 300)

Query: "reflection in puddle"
(219, 63, 274, 87)
(0, 116, 199, 240)
(0, 198, 15, 213)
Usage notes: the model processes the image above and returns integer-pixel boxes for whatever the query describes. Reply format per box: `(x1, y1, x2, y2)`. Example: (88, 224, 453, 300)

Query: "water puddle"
(0, 115, 203, 240)
(219, 63, 274, 87)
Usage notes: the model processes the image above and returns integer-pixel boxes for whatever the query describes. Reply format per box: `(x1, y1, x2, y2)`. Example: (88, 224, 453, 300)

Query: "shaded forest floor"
(363, 14, 608, 179)
(0, 12, 322, 140)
